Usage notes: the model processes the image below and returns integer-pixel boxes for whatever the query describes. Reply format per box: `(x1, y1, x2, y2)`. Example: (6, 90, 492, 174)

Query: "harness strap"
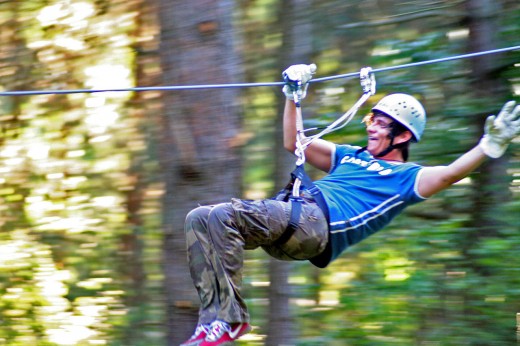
(273, 196, 302, 246)
(291, 165, 329, 218)
(273, 165, 330, 246)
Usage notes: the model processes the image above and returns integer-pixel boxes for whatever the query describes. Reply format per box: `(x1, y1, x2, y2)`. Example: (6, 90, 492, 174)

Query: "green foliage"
(240, 1, 520, 345)
(0, 1, 163, 345)
(0, 0, 519, 345)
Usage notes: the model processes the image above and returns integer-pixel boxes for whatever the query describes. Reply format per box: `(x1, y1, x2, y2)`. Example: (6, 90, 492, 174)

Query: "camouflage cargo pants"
(184, 195, 329, 324)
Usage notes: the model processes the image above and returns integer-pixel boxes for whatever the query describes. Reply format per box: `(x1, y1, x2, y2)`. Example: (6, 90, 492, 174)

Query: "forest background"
(0, 0, 519, 345)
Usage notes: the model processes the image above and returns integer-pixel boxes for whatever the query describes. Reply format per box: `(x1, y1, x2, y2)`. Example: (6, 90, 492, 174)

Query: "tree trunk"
(120, 0, 162, 343)
(462, 0, 512, 336)
(464, 0, 509, 273)
(157, 1, 243, 344)
(266, 0, 313, 345)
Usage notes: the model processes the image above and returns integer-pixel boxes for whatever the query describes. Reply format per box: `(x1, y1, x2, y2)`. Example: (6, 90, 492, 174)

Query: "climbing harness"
(274, 67, 376, 247)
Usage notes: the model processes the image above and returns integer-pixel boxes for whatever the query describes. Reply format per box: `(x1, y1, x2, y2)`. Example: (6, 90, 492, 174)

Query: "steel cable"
(0, 45, 519, 97)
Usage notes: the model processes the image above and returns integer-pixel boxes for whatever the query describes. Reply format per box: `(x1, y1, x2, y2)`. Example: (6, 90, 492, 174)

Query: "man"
(181, 64, 520, 346)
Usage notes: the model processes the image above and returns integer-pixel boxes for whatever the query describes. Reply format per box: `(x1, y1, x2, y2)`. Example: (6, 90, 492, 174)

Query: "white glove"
(282, 63, 317, 101)
(479, 100, 520, 158)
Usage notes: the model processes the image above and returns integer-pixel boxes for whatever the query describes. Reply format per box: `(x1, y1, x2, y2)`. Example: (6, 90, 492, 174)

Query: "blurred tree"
(118, 0, 164, 344)
(0, 0, 167, 345)
(157, 0, 244, 344)
(265, 0, 313, 344)
(465, 0, 510, 261)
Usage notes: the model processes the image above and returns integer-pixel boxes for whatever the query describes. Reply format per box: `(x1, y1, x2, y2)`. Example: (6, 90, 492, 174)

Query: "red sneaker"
(180, 324, 210, 346)
(200, 320, 251, 345)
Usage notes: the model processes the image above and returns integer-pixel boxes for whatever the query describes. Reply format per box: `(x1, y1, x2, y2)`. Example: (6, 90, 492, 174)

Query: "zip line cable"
(0, 45, 519, 97)
(312, 45, 520, 83)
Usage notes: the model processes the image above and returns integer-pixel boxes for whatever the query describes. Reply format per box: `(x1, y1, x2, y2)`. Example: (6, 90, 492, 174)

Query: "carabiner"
(359, 67, 376, 95)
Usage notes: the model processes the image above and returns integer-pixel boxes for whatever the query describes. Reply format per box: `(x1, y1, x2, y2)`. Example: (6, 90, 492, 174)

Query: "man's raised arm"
(418, 101, 520, 198)
(282, 64, 334, 173)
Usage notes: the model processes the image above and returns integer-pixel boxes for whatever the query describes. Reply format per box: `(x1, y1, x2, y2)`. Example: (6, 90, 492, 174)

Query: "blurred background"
(0, 0, 519, 345)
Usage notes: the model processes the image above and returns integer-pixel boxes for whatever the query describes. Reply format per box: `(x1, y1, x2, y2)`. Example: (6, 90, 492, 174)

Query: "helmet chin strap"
(374, 136, 396, 158)
(358, 129, 409, 161)
(356, 140, 396, 158)
(360, 122, 412, 161)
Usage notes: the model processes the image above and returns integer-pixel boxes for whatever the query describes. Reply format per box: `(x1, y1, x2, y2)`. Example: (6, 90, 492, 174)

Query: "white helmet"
(372, 93, 426, 141)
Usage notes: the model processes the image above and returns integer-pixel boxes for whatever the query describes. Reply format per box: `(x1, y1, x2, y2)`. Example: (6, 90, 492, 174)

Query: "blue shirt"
(311, 144, 426, 267)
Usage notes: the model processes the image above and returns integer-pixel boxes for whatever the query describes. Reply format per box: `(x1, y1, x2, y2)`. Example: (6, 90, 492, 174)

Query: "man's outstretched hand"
(479, 100, 520, 158)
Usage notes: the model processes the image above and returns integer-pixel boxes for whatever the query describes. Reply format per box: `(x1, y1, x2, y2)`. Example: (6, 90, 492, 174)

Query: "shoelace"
(205, 321, 231, 341)
(192, 324, 210, 339)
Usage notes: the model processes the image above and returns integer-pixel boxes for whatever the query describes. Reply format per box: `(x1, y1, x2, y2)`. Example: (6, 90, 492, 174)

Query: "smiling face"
(363, 113, 394, 155)
(362, 112, 413, 161)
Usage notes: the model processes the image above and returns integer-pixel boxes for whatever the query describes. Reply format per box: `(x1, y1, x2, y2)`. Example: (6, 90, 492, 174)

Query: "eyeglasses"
(362, 113, 393, 129)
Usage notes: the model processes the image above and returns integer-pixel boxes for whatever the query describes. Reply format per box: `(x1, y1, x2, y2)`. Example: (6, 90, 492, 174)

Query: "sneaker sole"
(180, 342, 203, 346)
(202, 324, 252, 345)
(180, 338, 205, 346)
(233, 324, 252, 341)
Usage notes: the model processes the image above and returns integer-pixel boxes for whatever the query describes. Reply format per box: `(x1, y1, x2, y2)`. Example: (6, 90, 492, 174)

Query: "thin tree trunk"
(120, 0, 162, 342)
(463, 0, 512, 339)
(267, 0, 313, 345)
(157, 1, 243, 344)
(464, 0, 509, 272)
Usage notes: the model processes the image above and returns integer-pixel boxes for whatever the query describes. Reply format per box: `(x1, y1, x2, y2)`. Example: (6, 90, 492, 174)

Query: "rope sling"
(273, 67, 376, 247)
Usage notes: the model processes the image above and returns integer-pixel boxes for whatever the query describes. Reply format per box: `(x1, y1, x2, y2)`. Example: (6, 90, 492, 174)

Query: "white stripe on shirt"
(330, 194, 403, 234)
